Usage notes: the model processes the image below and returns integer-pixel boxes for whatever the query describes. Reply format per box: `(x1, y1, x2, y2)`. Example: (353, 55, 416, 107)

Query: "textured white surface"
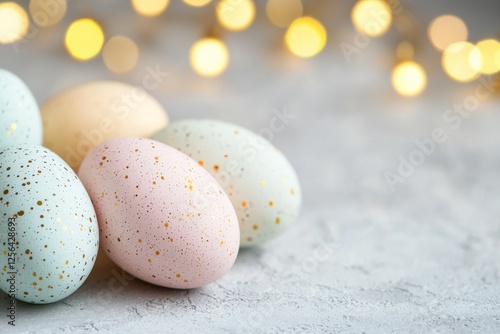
(1, 1, 500, 333)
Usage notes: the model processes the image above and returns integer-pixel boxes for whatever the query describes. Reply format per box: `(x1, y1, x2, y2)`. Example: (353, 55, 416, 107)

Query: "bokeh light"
(266, 0, 303, 28)
(391, 61, 427, 97)
(351, 0, 392, 37)
(285, 16, 327, 58)
(474, 39, 500, 75)
(190, 38, 229, 77)
(65, 18, 104, 61)
(131, 0, 169, 17)
(0, 2, 29, 44)
(216, 0, 256, 31)
(102, 36, 139, 73)
(428, 15, 468, 52)
(29, 0, 67, 27)
(496, 48, 500, 71)
(183, 0, 212, 7)
(442, 41, 482, 82)
(396, 41, 414, 61)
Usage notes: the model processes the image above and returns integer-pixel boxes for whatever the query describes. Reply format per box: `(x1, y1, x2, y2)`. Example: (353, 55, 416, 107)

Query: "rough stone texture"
(1, 1, 500, 333)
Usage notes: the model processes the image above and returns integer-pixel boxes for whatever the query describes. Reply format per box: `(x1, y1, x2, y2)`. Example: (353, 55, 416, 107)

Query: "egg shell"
(78, 137, 240, 289)
(41, 81, 169, 171)
(0, 145, 99, 304)
(152, 119, 302, 247)
(0, 68, 42, 148)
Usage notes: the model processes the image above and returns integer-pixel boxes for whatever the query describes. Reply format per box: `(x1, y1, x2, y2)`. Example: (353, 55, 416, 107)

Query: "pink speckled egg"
(78, 137, 240, 289)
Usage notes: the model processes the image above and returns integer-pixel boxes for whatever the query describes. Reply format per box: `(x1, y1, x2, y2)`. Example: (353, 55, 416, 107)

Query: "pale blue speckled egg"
(0, 145, 99, 304)
(0, 69, 42, 148)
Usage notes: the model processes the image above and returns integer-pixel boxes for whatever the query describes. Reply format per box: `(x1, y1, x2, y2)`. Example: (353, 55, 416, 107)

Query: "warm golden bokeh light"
(428, 15, 468, 52)
(442, 41, 482, 82)
(102, 36, 140, 73)
(351, 0, 392, 37)
(65, 18, 105, 61)
(131, 0, 169, 17)
(183, 0, 212, 7)
(391, 61, 427, 97)
(266, 0, 303, 28)
(474, 39, 500, 75)
(29, 0, 67, 27)
(285, 17, 327, 58)
(496, 48, 500, 71)
(190, 38, 229, 77)
(216, 0, 256, 31)
(396, 41, 414, 61)
(0, 2, 29, 44)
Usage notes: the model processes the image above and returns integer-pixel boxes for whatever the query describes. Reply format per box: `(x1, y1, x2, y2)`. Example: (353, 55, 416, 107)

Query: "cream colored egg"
(41, 81, 169, 171)
(152, 119, 302, 247)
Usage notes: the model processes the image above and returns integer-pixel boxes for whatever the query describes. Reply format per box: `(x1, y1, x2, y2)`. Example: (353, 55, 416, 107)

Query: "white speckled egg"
(41, 81, 169, 171)
(78, 137, 240, 289)
(0, 69, 42, 148)
(0, 146, 99, 304)
(152, 119, 302, 247)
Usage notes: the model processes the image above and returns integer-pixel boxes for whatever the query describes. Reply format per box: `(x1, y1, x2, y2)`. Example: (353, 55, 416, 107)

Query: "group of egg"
(0, 68, 301, 304)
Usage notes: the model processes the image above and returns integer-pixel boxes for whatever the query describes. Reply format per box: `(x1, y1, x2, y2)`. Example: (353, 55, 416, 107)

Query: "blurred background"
(2, 0, 500, 332)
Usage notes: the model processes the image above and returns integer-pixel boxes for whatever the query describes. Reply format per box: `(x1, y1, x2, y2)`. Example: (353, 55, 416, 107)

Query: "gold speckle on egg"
(213, 165, 219, 172)
(138, 239, 142, 243)
(224, 154, 228, 158)
(37, 200, 43, 206)
(25, 249, 30, 254)
(155, 251, 160, 255)
(259, 181, 266, 187)
(18, 211, 24, 216)
(3, 190, 8, 195)
(32, 272, 37, 276)
(198, 160, 204, 166)
(241, 201, 247, 207)
(176, 273, 181, 278)
(275, 217, 280, 224)
(10, 123, 17, 131)
(269, 200, 274, 206)
(220, 241, 224, 245)
(290, 188, 296, 195)
(57, 217, 62, 222)
(252, 225, 258, 230)
(59, 275, 63, 279)
(62, 226, 68, 231)
(164, 223, 169, 228)
(147, 258, 152, 263)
